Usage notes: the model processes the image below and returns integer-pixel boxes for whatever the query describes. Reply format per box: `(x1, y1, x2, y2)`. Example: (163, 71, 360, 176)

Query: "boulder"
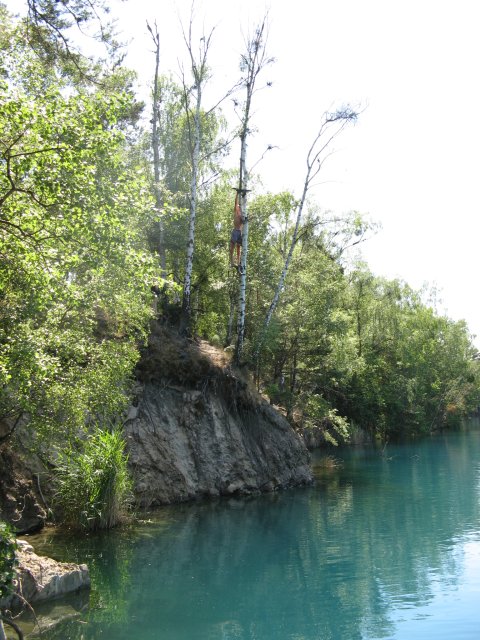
(3, 540, 90, 610)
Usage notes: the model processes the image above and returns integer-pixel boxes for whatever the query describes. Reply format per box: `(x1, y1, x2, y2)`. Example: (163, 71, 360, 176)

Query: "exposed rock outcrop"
(2, 540, 90, 611)
(126, 324, 313, 506)
(0, 325, 313, 527)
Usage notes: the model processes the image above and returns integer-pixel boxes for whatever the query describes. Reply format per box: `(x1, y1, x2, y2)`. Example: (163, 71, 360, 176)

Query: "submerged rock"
(127, 325, 313, 506)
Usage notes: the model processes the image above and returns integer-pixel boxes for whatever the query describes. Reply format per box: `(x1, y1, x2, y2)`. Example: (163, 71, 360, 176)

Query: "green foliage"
(54, 426, 133, 531)
(1, 0, 479, 500)
(0, 521, 17, 600)
(338, 269, 480, 437)
(23, 0, 124, 85)
(303, 395, 350, 446)
(0, 14, 156, 441)
(222, 194, 480, 440)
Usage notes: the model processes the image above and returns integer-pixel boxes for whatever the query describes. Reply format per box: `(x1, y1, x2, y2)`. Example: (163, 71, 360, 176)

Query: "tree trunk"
(233, 18, 270, 365)
(257, 174, 308, 355)
(180, 85, 201, 335)
(179, 18, 214, 336)
(225, 286, 236, 346)
(149, 22, 167, 276)
(234, 132, 249, 363)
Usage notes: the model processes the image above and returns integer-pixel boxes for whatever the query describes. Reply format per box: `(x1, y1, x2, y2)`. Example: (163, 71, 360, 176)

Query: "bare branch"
(254, 104, 358, 363)
(249, 144, 278, 173)
(205, 79, 244, 116)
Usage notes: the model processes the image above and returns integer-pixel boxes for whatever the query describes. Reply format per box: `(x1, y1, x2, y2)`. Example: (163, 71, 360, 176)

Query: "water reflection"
(25, 428, 480, 639)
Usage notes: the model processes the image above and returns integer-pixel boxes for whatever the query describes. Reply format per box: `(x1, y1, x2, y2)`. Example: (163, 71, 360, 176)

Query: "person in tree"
(229, 190, 244, 268)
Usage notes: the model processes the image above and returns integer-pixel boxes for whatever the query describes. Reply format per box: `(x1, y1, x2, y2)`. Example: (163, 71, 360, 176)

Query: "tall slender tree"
(179, 15, 214, 335)
(234, 17, 272, 365)
(147, 21, 167, 276)
(254, 107, 357, 365)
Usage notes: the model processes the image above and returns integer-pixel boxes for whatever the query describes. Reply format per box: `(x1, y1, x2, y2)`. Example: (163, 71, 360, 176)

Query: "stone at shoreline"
(2, 540, 90, 611)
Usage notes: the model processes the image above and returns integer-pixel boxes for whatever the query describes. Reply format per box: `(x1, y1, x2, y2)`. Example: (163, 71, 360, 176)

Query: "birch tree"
(234, 17, 273, 365)
(147, 21, 166, 276)
(254, 107, 358, 364)
(179, 18, 214, 335)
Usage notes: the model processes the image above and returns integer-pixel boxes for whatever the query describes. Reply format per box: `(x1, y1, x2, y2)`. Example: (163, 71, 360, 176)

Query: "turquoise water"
(23, 426, 480, 639)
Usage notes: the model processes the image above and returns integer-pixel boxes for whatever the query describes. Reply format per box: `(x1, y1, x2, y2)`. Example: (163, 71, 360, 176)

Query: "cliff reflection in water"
(28, 426, 480, 640)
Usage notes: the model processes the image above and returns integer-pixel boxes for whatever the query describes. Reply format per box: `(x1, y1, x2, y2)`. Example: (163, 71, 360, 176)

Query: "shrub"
(0, 521, 17, 601)
(54, 426, 133, 530)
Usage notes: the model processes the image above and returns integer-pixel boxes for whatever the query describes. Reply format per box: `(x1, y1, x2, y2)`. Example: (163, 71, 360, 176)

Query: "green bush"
(304, 394, 350, 446)
(0, 521, 17, 601)
(54, 427, 133, 531)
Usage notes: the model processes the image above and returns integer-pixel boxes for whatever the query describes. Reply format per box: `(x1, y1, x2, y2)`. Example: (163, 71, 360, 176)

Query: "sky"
(7, 0, 480, 344)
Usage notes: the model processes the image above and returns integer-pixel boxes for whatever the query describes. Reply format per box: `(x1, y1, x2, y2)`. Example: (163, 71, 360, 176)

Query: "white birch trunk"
(234, 159, 249, 363)
(149, 22, 166, 276)
(226, 287, 236, 346)
(181, 86, 201, 333)
(233, 18, 270, 364)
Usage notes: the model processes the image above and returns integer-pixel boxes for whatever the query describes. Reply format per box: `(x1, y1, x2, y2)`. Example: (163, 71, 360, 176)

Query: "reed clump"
(54, 427, 132, 530)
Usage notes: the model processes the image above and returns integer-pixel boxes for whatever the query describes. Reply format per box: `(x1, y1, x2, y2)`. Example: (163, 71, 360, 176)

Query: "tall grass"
(54, 427, 133, 530)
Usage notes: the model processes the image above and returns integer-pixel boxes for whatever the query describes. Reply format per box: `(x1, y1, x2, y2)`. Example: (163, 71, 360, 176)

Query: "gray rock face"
(126, 327, 313, 507)
(3, 540, 90, 610)
(125, 377, 313, 507)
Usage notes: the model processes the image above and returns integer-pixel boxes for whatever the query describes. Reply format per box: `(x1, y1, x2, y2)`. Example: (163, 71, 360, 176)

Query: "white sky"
(7, 0, 480, 345)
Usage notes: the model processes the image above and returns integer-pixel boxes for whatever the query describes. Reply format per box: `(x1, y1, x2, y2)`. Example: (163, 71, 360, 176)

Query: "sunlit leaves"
(0, 18, 156, 441)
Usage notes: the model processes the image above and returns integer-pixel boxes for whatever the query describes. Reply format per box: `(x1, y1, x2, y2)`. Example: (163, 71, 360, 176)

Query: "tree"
(337, 269, 480, 438)
(179, 15, 215, 335)
(141, 71, 229, 295)
(254, 107, 358, 366)
(147, 20, 167, 276)
(255, 211, 356, 438)
(234, 16, 272, 364)
(0, 15, 155, 442)
(25, 0, 123, 84)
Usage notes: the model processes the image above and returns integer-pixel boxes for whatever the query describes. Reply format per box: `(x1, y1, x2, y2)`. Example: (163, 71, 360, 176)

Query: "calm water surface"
(23, 425, 480, 639)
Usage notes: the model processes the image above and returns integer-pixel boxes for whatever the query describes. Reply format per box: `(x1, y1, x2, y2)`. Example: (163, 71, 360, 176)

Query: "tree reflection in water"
(24, 427, 480, 640)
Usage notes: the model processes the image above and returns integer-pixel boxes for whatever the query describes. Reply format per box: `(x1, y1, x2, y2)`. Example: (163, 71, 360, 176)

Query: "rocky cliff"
(0, 324, 313, 528)
(126, 324, 313, 506)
